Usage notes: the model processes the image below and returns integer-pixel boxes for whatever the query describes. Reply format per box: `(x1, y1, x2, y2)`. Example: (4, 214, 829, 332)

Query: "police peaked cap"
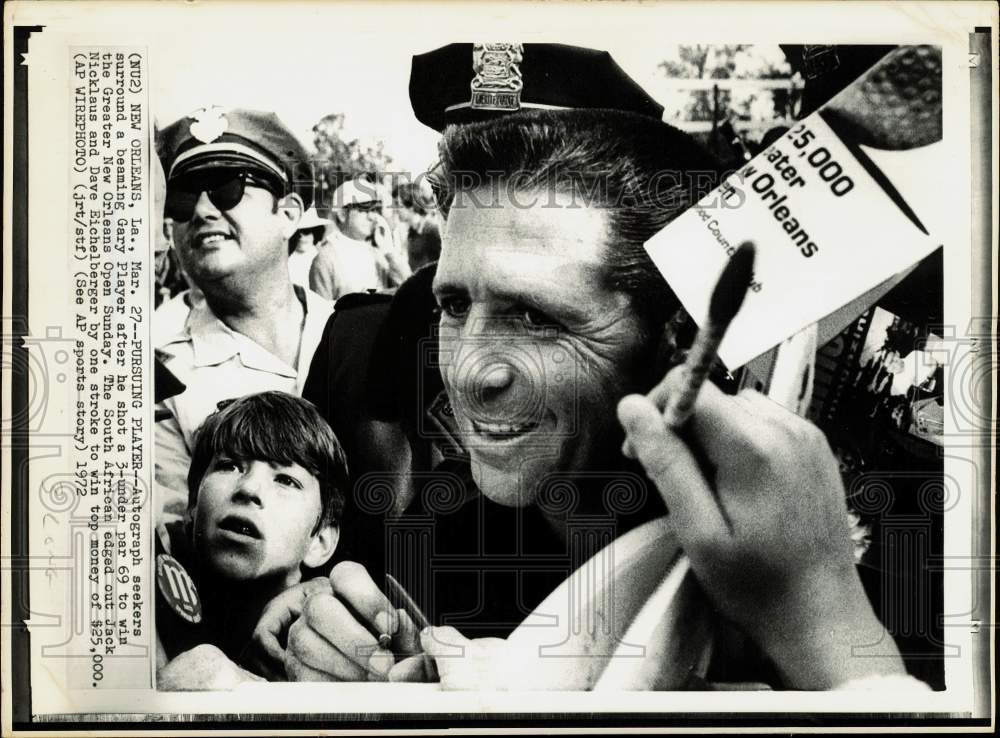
(157, 107, 313, 208)
(410, 43, 665, 131)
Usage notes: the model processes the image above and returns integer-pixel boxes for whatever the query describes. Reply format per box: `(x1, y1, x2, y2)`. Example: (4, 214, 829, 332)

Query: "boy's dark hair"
(431, 108, 725, 335)
(187, 392, 347, 532)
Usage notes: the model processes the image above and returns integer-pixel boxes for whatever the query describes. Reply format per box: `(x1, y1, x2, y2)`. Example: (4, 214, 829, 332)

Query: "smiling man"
(154, 108, 333, 513)
(433, 187, 648, 506)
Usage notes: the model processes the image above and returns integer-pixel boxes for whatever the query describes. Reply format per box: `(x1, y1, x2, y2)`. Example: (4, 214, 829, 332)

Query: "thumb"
(419, 625, 468, 684)
(388, 655, 430, 683)
(253, 587, 308, 667)
(617, 394, 727, 540)
(420, 625, 467, 659)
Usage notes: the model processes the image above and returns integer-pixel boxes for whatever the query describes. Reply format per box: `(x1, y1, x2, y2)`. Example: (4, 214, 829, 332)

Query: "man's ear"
(161, 220, 174, 248)
(302, 523, 339, 569)
(277, 193, 304, 238)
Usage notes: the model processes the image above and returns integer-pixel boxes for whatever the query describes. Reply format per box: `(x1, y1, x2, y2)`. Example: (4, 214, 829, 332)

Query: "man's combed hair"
(432, 108, 726, 333)
(187, 391, 347, 530)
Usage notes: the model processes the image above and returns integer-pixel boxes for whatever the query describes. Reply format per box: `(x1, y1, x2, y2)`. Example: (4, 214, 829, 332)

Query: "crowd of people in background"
(154, 170, 441, 309)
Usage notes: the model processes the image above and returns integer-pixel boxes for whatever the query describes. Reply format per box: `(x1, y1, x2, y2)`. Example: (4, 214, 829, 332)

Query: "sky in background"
(151, 34, 787, 173)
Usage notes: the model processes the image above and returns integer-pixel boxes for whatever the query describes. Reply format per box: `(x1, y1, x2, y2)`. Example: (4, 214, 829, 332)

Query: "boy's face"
(191, 454, 336, 586)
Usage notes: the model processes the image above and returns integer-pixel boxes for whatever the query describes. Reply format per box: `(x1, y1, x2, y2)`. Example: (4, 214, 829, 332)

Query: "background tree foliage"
(658, 45, 798, 123)
(311, 113, 396, 210)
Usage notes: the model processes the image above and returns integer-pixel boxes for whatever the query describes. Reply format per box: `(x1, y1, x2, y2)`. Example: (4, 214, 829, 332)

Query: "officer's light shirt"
(154, 286, 333, 517)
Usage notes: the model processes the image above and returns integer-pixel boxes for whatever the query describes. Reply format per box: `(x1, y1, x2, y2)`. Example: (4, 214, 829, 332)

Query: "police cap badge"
(410, 43, 664, 131)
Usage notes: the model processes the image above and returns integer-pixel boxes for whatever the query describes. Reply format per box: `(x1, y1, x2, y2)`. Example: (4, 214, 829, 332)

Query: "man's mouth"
(469, 417, 541, 442)
(195, 232, 234, 248)
(217, 515, 262, 540)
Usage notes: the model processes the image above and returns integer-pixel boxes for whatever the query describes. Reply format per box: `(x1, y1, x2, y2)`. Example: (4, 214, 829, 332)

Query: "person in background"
(389, 180, 440, 271)
(154, 107, 333, 517)
(288, 207, 332, 288)
(309, 177, 410, 300)
(152, 150, 191, 308)
(403, 218, 440, 272)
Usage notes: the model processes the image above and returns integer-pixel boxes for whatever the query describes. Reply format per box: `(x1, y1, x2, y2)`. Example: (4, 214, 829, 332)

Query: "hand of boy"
(158, 644, 264, 690)
(245, 576, 334, 681)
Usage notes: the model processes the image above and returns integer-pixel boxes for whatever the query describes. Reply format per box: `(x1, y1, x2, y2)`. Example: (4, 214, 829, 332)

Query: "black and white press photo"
(2, 1, 996, 734)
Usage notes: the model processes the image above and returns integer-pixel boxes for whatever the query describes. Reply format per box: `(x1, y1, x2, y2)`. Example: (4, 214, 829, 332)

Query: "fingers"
(388, 656, 426, 682)
(247, 580, 324, 680)
(617, 394, 728, 541)
(250, 627, 286, 680)
(681, 380, 769, 466)
(253, 609, 285, 660)
(737, 386, 799, 421)
(419, 625, 468, 685)
(297, 592, 386, 679)
(367, 647, 396, 681)
(285, 650, 340, 683)
(286, 616, 370, 682)
(387, 655, 437, 683)
(393, 608, 422, 657)
(419, 625, 466, 659)
(647, 362, 688, 412)
(301, 576, 334, 598)
(329, 562, 398, 638)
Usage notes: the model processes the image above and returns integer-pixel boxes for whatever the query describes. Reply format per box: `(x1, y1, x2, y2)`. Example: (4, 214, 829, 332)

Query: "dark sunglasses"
(165, 170, 281, 223)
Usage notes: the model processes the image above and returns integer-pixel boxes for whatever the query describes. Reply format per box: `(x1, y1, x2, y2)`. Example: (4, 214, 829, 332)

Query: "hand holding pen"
(616, 241, 904, 688)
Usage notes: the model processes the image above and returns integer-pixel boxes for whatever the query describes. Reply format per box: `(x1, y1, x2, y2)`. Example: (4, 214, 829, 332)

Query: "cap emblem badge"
(188, 106, 229, 144)
(470, 43, 523, 112)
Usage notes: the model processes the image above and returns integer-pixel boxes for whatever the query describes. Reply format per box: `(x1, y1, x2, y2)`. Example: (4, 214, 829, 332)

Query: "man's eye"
(439, 296, 470, 320)
(214, 458, 241, 472)
(275, 473, 303, 490)
(522, 307, 554, 329)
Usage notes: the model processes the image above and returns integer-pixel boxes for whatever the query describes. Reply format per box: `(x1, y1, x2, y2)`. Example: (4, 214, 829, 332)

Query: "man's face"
(169, 168, 298, 287)
(191, 454, 328, 585)
(433, 188, 646, 508)
(338, 202, 380, 241)
(294, 231, 316, 251)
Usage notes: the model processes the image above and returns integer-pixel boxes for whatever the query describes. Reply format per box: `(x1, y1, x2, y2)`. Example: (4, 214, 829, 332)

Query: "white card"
(645, 113, 942, 369)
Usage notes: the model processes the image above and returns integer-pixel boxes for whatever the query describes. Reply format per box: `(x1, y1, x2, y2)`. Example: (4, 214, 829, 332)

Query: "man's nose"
(452, 309, 524, 407)
(473, 360, 516, 405)
(191, 190, 221, 221)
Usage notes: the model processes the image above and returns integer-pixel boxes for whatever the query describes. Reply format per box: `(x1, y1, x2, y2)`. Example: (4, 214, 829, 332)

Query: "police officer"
(154, 108, 333, 513)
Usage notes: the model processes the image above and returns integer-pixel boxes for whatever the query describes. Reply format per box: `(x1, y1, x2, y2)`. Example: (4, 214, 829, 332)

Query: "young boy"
(155, 391, 347, 683)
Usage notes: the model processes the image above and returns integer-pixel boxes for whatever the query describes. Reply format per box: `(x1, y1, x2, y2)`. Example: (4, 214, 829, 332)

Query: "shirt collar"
(180, 285, 321, 378)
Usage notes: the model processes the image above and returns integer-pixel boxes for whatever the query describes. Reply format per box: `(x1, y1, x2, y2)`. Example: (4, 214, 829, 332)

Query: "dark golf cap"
(157, 107, 313, 207)
(410, 43, 664, 131)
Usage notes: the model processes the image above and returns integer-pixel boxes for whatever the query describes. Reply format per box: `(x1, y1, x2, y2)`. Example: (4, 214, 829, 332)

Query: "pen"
(385, 573, 439, 682)
(385, 573, 431, 630)
(661, 241, 756, 428)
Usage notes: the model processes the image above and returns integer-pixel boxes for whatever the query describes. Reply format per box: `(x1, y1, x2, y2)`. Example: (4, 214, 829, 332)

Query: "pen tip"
(709, 241, 756, 326)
